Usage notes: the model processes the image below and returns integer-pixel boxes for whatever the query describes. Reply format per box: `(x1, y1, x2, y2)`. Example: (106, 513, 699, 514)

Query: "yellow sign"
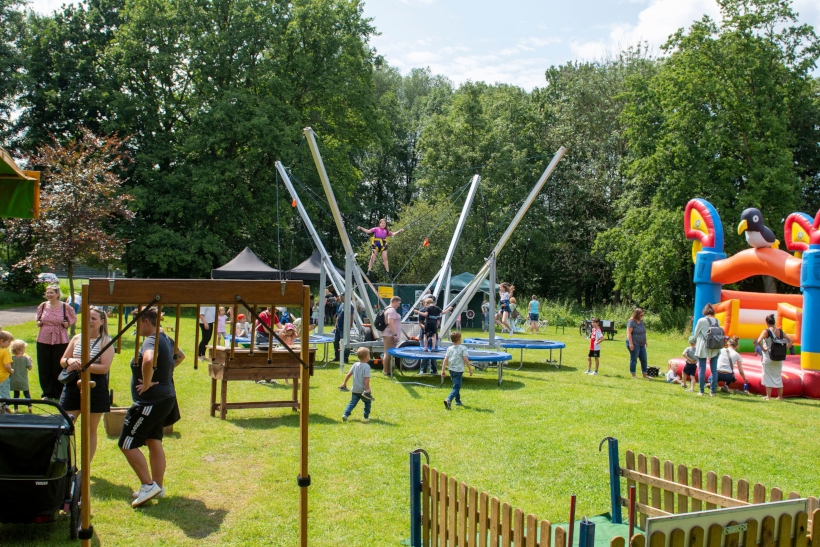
(378, 286, 393, 299)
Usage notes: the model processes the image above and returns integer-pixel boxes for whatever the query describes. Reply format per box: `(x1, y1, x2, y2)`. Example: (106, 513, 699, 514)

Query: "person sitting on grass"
(339, 347, 374, 422)
(680, 336, 698, 391)
(715, 336, 747, 394)
(585, 318, 603, 375)
(441, 331, 473, 410)
(665, 362, 683, 385)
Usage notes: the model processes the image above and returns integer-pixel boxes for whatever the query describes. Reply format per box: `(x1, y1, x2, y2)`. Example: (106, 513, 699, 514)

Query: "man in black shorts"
(119, 307, 185, 507)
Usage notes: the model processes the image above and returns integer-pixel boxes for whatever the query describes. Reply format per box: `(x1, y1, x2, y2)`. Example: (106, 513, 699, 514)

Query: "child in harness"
(418, 297, 454, 353)
(357, 219, 405, 279)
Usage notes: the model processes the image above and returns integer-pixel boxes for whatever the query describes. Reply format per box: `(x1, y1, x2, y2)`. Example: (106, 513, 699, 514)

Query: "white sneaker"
(584, 370, 590, 374)
(593, 371, 598, 376)
(133, 486, 165, 499)
(132, 482, 162, 507)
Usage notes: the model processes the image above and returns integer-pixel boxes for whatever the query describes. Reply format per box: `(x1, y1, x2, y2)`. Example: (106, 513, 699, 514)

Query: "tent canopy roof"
(211, 247, 282, 280)
(448, 272, 496, 293)
(286, 250, 344, 281)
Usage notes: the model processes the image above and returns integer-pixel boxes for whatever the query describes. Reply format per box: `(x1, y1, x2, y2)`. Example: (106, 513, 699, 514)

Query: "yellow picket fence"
(620, 450, 820, 530)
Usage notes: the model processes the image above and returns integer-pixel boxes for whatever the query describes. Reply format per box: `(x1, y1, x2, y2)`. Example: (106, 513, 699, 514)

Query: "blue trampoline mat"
(464, 337, 566, 350)
(387, 348, 512, 362)
(224, 334, 334, 344)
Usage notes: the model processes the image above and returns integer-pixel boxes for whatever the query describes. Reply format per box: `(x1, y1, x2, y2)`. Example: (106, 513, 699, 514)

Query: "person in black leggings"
(198, 306, 215, 361)
(35, 285, 76, 399)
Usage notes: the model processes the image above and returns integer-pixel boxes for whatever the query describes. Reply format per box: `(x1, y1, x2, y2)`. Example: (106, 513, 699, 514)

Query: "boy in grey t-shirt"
(339, 347, 374, 421)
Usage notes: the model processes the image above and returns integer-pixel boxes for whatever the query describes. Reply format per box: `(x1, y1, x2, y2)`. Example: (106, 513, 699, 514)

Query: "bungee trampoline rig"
(273, 127, 566, 386)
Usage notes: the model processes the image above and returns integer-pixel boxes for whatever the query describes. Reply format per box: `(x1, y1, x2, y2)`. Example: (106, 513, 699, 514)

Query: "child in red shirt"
(585, 318, 604, 375)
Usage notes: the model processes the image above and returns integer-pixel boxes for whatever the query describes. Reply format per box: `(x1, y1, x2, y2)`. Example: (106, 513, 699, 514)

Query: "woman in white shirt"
(692, 303, 722, 397)
(715, 336, 747, 393)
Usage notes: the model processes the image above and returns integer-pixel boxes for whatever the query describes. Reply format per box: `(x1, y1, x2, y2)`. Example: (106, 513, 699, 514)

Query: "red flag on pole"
(423, 238, 429, 247)
(292, 199, 296, 207)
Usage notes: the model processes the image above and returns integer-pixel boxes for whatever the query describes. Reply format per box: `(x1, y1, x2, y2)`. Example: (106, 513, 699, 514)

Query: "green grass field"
(1, 317, 819, 547)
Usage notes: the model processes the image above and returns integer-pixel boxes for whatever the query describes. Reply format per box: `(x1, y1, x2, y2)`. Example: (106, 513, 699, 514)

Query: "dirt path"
(0, 305, 39, 328)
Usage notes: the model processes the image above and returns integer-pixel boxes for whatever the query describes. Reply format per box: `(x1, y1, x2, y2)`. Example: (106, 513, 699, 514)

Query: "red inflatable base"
(669, 354, 817, 398)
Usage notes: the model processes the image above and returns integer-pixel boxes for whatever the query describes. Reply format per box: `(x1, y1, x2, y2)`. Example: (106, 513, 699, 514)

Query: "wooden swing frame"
(78, 278, 312, 547)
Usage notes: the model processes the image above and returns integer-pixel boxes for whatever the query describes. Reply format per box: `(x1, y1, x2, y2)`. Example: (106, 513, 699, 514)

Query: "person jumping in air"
(497, 282, 514, 333)
(356, 219, 405, 279)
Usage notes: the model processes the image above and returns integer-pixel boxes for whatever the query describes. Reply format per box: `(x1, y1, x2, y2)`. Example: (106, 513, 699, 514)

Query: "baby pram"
(0, 398, 81, 540)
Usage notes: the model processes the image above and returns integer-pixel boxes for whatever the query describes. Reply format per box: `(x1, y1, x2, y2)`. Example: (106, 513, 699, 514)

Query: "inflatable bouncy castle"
(669, 199, 820, 398)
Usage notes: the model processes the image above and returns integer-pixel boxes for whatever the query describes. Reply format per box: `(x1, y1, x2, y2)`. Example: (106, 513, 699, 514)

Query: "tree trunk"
(613, 289, 621, 305)
(762, 275, 777, 294)
(68, 262, 76, 337)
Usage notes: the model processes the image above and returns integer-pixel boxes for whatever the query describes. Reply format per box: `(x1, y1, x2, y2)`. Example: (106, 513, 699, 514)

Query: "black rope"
(79, 299, 159, 373)
(237, 297, 310, 369)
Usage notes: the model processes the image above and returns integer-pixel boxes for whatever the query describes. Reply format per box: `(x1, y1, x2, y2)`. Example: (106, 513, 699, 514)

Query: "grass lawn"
(1, 317, 819, 547)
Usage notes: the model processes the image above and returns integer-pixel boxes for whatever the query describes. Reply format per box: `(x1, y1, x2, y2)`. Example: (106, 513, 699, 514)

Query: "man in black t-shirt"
(119, 307, 185, 507)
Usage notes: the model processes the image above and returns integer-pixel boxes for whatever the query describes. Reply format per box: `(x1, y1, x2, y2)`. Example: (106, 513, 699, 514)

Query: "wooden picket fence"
(421, 463, 572, 547)
(610, 508, 820, 547)
(620, 450, 820, 530)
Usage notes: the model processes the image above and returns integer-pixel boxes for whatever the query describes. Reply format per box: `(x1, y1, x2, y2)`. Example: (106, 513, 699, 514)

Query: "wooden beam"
(80, 285, 91, 547)
(620, 469, 750, 509)
(87, 279, 305, 305)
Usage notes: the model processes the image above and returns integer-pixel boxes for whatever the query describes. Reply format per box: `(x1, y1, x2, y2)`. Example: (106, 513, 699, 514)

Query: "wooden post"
(117, 305, 123, 354)
(152, 305, 161, 370)
(299, 286, 311, 547)
(249, 305, 257, 356)
(267, 307, 274, 364)
(134, 305, 142, 364)
(194, 304, 201, 369)
(230, 304, 238, 361)
(212, 304, 218, 361)
(173, 305, 181, 358)
(80, 284, 91, 547)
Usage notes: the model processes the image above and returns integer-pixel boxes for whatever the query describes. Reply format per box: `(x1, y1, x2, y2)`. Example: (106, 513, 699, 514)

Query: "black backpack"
(374, 310, 387, 332)
(767, 329, 788, 361)
(705, 317, 725, 350)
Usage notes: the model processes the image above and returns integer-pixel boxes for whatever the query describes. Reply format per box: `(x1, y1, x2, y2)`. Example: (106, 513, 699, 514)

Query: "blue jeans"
(333, 329, 351, 363)
(446, 371, 463, 404)
(626, 342, 647, 375)
(421, 359, 437, 374)
(698, 356, 718, 394)
(343, 392, 371, 418)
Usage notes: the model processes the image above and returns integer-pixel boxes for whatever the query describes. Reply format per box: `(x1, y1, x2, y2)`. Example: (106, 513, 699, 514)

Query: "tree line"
(1, 0, 818, 312)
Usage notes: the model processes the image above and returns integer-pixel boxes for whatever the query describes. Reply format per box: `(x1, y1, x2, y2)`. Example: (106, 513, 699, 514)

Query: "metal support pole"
(410, 451, 422, 547)
(568, 495, 577, 547)
(441, 265, 452, 337)
(489, 256, 502, 386)
(579, 517, 595, 547)
(342, 253, 354, 370)
(299, 286, 311, 547)
(318, 266, 326, 335)
(402, 270, 440, 321)
(602, 436, 623, 524)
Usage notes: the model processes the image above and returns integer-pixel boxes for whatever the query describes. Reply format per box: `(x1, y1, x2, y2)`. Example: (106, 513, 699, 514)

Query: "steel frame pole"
(438, 147, 565, 336)
(432, 174, 480, 299)
(342, 253, 354, 371)
(303, 127, 377, 329)
(318, 266, 326, 335)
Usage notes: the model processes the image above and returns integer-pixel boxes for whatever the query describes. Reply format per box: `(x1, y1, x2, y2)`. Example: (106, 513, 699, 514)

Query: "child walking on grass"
(441, 331, 473, 410)
(339, 347, 374, 422)
(0, 331, 13, 414)
(585, 318, 603, 375)
(9, 339, 33, 413)
(680, 336, 698, 391)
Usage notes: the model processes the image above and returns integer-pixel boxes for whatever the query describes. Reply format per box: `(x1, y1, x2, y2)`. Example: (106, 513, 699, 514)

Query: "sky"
(25, 0, 820, 90)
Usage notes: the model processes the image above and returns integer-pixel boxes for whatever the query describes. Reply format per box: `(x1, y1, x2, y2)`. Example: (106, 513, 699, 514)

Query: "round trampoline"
(387, 347, 513, 388)
(463, 338, 565, 370)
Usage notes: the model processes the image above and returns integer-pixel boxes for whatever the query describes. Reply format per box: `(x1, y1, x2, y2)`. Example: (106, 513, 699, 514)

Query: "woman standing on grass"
(757, 314, 793, 401)
(626, 308, 649, 379)
(59, 307, 113, 461)
(36, 284, 76, 400)
(693, 303, 722, 397)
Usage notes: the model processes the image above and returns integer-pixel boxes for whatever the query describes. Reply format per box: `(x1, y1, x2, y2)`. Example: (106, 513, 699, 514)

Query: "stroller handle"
(0, 398, 75, 434)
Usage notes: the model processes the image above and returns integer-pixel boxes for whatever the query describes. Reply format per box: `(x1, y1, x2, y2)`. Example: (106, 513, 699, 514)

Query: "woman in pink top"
(35, 284, 77, 399)
(357, 219, 405, 279)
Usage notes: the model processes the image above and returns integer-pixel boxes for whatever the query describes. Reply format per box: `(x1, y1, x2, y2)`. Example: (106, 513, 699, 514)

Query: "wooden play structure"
(76, 279, 313, 547)
(408, 440, 820, 547)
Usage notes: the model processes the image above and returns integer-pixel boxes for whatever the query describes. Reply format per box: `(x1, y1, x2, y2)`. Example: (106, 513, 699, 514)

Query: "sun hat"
(284, 322, 296, 332)
(238, 314, 246, 321)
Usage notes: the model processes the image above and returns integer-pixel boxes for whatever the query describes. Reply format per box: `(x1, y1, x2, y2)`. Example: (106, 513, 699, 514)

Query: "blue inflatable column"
(800, 245, 820, 371)
(691, 249, 726, 334)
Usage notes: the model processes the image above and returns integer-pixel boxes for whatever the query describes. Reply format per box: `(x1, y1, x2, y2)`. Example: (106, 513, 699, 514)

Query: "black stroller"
(0, 399, 81, 540)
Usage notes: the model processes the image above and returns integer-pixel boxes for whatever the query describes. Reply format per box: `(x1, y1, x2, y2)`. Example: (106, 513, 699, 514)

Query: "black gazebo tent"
(286, 251, 344, 281)
(210, 247, 282, 280)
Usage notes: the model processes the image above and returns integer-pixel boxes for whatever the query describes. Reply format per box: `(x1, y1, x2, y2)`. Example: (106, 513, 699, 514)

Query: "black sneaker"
(454, 402, 463, 406)
(362, 391, 375, 401)
(443, 399, 451, 410)
(338, 386, 350, 392)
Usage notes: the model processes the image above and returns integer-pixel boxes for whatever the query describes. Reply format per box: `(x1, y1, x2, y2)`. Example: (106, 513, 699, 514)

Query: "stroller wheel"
(70, 470, 81, 540)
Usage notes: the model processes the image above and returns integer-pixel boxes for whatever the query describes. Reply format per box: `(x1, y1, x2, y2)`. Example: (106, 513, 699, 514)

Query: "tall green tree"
(0, 0, 26, 143)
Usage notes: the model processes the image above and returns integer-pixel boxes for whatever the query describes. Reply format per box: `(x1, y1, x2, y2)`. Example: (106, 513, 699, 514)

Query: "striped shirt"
(36, 303, 77, 345)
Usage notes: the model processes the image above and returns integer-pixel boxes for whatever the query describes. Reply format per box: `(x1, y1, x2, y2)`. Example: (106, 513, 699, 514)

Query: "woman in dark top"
(59, 307, 113, 462)
(626, 308, 650, 379)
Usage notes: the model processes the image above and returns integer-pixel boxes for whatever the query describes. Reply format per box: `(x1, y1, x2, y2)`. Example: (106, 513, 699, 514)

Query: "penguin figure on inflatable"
(738, 207, 780, 249)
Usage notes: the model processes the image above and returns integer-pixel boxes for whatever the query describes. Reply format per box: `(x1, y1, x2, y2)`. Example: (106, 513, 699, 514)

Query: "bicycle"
(579, 318, 594, 338)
